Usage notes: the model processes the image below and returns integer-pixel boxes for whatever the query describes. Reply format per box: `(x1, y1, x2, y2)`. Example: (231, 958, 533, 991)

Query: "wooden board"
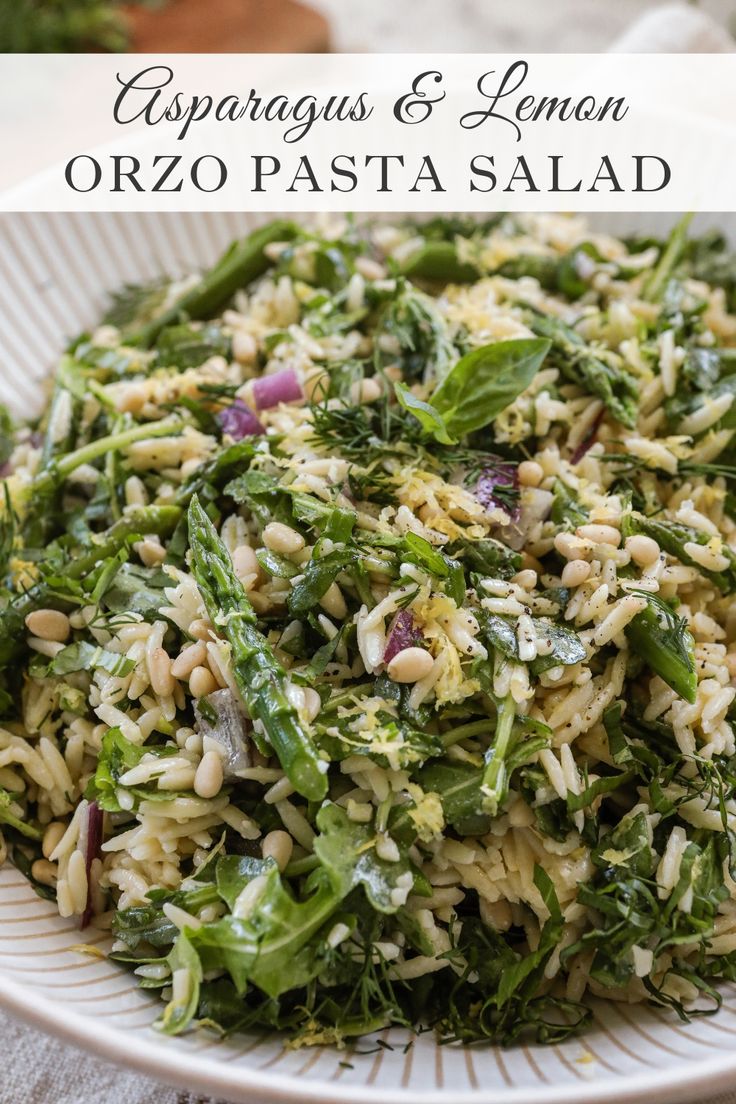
(124, 0, 331, 52)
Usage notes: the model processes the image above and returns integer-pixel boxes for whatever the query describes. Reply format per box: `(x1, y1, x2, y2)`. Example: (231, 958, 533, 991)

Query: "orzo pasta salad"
(3, 214, 736, 1047)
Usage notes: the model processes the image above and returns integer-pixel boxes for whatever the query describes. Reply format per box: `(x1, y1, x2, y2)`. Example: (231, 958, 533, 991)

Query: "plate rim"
(3, 963, 736, 1104)
(3, 208, 736, 1104)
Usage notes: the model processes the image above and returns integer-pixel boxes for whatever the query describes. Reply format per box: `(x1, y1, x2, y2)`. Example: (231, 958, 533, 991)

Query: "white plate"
(2, 211, 736, 1104)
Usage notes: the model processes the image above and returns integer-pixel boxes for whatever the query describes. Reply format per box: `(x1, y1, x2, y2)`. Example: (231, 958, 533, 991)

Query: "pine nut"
(189, 618, 215, 642)
(262, 829, 293, 871)
(189, 666, 218, 699)
(42, 821, 66, 860)
(25, 609, 70, 643)
(386, 647, 434, 683)
(31, 859, 58, 886)
(561, 559, 591, 587)
(28, 637, 65, 658)
(194, 750, 223, 799)
(232, 330, 257, 364)
(350, 377, 382, 404)
(517, 460, 544, 487)
(576, 523, 621, 547)
(232, 544, 261, 582)
(136, 538, 167, 567)
(117, 383, 148, 414)
(554, 532, 594, 562)
(625, 534, 661, 567)
(150, 648, 175, 697)
(319, 581, 347, 619)
(726, 653, 736, 679)
(355, 255, 387, 280)
(511, 569, 537, 590)
(263, 522, 305, 555)
(302, 687, 322, 723)
(171, 642, 206, 680)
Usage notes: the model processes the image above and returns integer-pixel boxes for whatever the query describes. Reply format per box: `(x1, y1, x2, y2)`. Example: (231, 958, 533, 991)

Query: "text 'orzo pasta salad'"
(4, 213, 736, 1048)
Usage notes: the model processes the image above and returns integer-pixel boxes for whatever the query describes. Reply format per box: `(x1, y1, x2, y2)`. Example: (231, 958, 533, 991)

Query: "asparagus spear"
(187, 495, 327, 802)
(124, 221, 298, 348)
(623, 511, 736, 593)
(642, 213, 694, 302)
(0, 505, 181, 668)
(401, 240, 480, 284)
(526, 308, 638, 428)
(624, 596, 697, 705)
(30, 416, 185, 499)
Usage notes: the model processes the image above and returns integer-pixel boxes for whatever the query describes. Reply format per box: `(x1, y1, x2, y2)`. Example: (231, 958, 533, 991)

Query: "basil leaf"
(430, 338, 551, 438)
(394, 380, 455, 444)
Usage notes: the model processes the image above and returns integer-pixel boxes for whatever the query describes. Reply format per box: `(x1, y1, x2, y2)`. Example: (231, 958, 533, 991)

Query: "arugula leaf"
(157, 932, 202, 1035)
(479, 611, 586, 676)
(316, 712, 443, 770)
(287, 548, 357, 617)
(414, 759, 488, 835)
(314, 803, 413, 914)
(450, 535, 522, 580)
(87, 727, 183, 812)
(378, 280, 456, 384)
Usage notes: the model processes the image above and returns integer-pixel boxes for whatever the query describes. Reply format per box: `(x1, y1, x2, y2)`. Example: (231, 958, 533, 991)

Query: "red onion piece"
(383, 610, 421, 664)
(253, 368, 303, 411)
(217, 399, 265, 440)
(80, 800, 103, 930)
(570, 410, 604, 465)
(475, 461, 520, 522)
(495, 487, 554, 551)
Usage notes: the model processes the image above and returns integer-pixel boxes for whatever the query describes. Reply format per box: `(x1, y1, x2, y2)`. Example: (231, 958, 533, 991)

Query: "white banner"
(1, 53, 734, 211)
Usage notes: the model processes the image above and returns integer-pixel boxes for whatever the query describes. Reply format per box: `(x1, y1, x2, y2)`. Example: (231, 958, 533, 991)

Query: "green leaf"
(157, 931, 202, 1036)
(87, 727, 182, 812)
(316, 712, 443, 770)
(48, 641, 135, 678)
(394, 380, 455, 444)
(189, 865, 335, 998)
(314, 802, 413, 914)
(287, 548, 357, 617)
(480, 612, 586, 675)
(414, 759, 488, 836)
(155, 322, 231, 371)
(0, 788, 42, 840)
(494, 866, 564, 1007)
(430, 338, 551, 439)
